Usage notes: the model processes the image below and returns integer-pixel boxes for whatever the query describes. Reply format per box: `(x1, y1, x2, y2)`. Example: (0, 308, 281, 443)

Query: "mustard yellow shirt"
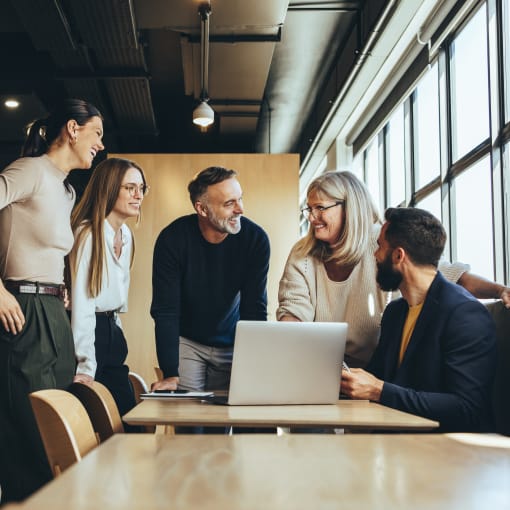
(399, 302, 424, 365)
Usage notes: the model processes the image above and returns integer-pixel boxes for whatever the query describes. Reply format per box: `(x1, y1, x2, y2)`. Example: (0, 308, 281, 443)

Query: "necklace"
(113, 228, 123, 259)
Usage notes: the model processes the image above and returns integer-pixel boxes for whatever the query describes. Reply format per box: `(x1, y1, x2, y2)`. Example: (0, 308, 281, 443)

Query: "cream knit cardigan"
(277, 224, 468, 367)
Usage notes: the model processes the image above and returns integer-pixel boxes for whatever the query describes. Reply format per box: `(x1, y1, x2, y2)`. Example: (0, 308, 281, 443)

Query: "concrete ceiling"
(0, 0, 390, 169)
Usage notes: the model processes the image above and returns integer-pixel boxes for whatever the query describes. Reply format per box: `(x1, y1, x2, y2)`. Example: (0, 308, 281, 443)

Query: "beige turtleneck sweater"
(0, 155, 75, 284)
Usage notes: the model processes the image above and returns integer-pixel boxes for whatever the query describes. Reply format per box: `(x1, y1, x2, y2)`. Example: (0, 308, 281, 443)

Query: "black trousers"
(0, 294, 75, 503)
(94, 314, 136, 422)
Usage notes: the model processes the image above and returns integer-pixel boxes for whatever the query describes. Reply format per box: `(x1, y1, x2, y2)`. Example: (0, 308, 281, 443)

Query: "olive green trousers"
(0, 293, 75, 503)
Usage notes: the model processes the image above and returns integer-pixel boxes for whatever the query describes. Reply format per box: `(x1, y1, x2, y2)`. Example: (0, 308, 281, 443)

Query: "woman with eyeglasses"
(277, 170, 509, 369)
(69, 157, 148, 420)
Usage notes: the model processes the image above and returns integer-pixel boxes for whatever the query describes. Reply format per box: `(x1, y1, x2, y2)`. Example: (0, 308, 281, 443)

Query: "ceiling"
(0, 0, 390, 170)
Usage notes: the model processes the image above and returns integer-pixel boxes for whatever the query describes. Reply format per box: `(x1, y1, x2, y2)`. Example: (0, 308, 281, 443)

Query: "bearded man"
(341, 207, 496, 432)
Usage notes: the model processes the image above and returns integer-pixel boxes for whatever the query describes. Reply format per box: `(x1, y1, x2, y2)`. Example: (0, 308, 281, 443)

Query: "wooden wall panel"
(110, 153, 300, 386)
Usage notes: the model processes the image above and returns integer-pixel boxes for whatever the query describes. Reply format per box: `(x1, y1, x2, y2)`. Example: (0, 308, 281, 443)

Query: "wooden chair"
(128, 371, 149, 404)
(29, 389, 98, 477)
(69, 381, 124, 443)
(128, 371, 156, 433)
(486, 301, 510, 436)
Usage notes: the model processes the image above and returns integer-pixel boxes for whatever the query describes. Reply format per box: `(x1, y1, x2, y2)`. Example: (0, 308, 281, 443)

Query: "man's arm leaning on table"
(150, 228, 180, 391)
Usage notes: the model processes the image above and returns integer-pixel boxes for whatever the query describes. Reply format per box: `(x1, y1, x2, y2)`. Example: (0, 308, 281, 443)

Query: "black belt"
(96, 311, 117, 318)
(4, 280, 65, 300)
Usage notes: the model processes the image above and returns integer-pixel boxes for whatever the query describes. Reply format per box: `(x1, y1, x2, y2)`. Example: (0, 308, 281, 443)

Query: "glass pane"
(505, 143, 510, 276)
(365, 139, 381, 215)
(415, 64, 440, 188)
(416, 187, 442, 223)
(351, 152, 364, 181)
(504, 0, 510, 122)
(387, 104, 406, 206)
(450, 5, 490, 161)
(453, 157, 494, 279)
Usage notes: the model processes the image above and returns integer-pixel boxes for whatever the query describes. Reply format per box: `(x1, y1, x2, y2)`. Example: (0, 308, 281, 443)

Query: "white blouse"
(71, 220, 132, 377)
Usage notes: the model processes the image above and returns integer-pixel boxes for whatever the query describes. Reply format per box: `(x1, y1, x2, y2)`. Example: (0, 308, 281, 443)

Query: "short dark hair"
(188, 166, 237, 204)
(384, 207, 446, 267)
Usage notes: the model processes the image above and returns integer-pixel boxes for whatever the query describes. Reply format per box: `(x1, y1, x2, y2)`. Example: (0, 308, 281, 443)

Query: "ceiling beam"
(186, 29, 282, 44)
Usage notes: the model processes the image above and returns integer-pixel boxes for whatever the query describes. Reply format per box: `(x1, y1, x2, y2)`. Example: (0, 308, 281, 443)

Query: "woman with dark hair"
(0, 98, 104, 502)
(69, 157, 148, 419)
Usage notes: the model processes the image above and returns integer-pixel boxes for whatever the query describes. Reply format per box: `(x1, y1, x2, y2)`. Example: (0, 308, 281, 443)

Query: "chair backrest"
(29, 389, 98, 477)
(486, 301, 510, 436)
(128, 371, 149, 405)
(69, 381, 124, 442)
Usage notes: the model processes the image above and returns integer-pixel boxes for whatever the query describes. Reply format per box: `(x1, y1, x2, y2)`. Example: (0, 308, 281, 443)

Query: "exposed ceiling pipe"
(299, 0, 398, 177)
(193, 1, 214, 128)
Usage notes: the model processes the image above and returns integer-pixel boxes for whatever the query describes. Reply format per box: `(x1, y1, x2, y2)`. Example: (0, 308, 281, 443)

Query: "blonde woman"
(277, 170, 509, 368)
(69, 157, 148, 418)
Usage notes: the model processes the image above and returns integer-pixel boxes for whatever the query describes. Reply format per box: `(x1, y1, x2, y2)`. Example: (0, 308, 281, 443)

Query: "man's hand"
(73, 373, 94, 385)
(151, 376, 179, 391)
(340, 368, 384, 402)
(0, 283, 25, 334)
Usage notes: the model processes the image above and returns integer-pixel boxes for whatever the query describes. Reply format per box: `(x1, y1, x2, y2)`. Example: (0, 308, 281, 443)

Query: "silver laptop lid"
(228, 321, 347, 405)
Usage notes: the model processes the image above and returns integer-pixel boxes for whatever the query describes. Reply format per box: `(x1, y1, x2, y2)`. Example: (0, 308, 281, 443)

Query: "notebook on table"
(213, 320, 347, 406)
(140, 390, 214, 400)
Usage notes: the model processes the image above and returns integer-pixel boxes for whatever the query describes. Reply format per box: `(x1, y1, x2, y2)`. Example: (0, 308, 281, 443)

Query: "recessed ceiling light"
(5, 99, 20, 109)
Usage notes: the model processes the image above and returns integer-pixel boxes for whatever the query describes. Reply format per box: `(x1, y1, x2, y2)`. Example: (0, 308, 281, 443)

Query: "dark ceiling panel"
(0, 0, 392, 161)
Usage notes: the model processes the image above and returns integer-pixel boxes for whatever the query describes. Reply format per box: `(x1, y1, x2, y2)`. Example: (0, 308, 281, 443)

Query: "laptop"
(218, 320, 347, 405)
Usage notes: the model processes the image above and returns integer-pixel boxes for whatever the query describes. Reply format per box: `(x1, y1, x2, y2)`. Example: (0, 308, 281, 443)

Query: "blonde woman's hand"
(73, 373, 94, 385)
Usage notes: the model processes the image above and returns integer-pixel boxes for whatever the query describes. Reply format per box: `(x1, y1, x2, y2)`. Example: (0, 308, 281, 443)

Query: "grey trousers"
(0, 294, 75, 503)
(177, 336, 233, 391)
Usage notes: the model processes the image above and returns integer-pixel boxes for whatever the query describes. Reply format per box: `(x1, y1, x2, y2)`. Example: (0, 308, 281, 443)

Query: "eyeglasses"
(120, 184, 150, 197)
(301, 200, 344, 220)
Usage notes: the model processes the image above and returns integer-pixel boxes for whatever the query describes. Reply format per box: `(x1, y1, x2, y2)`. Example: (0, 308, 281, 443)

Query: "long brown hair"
(69, 157, 146, 298)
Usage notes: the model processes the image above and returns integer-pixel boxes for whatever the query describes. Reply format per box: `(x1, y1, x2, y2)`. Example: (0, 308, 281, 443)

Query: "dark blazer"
(368, 272, 496, 432)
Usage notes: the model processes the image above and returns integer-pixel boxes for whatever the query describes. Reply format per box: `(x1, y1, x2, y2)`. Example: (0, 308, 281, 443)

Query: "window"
(351, 151, 364, 180)
(351, 1, 508, 289)
(452, 157, 494, 279)
(504, 0, 510, 123)
(365, 139, 382, 214)
(415, 64, 440, 188)
(416, 188, 442, 223)
(449, 5, 490, 161)
(386, 104, 406, 206)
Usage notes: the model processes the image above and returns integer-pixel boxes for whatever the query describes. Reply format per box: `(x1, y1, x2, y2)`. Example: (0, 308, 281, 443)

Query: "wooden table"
(21, 433, 510, 509)
(123, 398, 439, 431)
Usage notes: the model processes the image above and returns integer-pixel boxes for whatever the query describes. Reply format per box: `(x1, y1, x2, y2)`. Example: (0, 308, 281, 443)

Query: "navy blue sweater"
(150, 214, 270, 377)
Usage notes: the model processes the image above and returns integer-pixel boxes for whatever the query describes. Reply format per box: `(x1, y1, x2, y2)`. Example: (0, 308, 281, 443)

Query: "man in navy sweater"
(150, 166, 270, 392)
(341, 207, 496, 432)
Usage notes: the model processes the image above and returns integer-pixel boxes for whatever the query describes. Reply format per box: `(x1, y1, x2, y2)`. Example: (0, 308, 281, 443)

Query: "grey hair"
(296, 171, 382, 265)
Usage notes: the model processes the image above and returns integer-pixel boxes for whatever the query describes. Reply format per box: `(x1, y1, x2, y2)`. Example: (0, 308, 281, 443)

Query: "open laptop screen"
(226, 321, 348, 405)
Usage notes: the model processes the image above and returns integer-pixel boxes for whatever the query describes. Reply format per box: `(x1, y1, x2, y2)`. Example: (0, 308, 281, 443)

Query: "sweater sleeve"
(276, 245, 316, 322)
(438, 259, 469, 283)
(0, 160, 38, 209)
(71, 231, 98, 378)
(239, 227, 270, 320)
(150, 229, 181, 378)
